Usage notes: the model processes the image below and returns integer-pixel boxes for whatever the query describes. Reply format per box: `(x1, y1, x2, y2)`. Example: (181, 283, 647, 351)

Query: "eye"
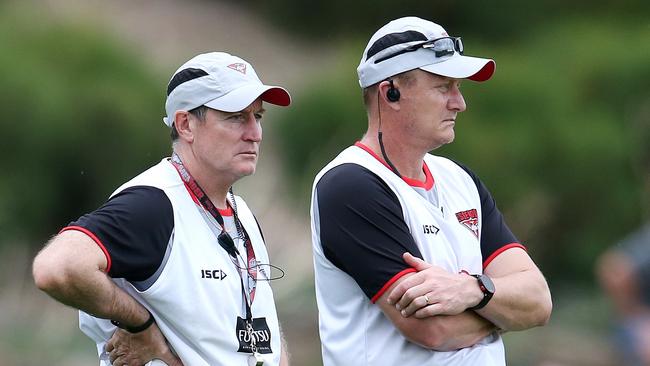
(254, 113, 264, 122)
(227, 114, 245, 122)
(436, 83, 451, 92)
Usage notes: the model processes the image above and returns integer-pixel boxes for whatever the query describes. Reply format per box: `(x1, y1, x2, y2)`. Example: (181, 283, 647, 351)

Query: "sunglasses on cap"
(375, 37, 464, 64)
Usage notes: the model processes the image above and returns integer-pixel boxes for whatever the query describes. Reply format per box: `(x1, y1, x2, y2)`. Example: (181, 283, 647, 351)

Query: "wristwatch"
(469, 274, 495, 310)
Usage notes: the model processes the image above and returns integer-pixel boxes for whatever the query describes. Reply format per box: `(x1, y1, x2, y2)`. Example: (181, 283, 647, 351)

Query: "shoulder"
(317, 163, 395, 202)
(109, 185, 173, 215)
(112, 159, 182, 196)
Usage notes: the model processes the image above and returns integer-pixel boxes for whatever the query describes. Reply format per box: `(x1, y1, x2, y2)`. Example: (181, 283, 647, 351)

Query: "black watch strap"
(469, 274, 495, 311)
(111, 309, 155, 333)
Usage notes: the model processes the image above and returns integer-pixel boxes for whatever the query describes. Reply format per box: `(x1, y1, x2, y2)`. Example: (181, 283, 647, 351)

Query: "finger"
(400, 294, 431, 317)
(413, 302, 446, 318)
(111, 355, 125, 366)
(386, 273, 426, 304)
(395, 282, 431, 310)
(105, 340, 114, 353)
(402, 252, 431, 271)
(109, 351, 120, 364)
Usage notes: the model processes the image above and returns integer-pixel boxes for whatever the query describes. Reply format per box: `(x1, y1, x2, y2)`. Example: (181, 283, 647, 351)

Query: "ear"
(378, 80, 401, 111)
(173, 110, 194, 143)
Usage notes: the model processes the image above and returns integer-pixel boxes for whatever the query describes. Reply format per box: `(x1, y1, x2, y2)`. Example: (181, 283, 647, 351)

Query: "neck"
(173, 147, 231, 209)
(360, 127, 426, 181)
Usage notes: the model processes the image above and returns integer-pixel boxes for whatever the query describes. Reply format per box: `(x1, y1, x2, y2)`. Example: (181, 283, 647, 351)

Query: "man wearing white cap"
(33, 52, 292, 366)
(310, 17, 552, 365)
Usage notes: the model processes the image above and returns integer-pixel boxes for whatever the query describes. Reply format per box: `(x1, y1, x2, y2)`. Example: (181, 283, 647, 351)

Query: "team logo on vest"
(236, 316, 273, 354)
(455, 209, 479, 239)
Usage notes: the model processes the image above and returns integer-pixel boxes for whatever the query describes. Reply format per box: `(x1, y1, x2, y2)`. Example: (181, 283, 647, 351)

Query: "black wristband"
(111, 309, 155, 333)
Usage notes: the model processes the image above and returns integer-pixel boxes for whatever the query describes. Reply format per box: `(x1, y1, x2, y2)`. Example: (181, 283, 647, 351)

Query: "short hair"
(170, 105, 209, 141)
(362, 70, 416, 109)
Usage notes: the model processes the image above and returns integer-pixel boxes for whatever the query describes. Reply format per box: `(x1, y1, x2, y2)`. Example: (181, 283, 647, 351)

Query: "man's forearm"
(379, 284, 496, 351)
(33, 231, 150, 327)
(478, 248, 552, 331)
(424, 311, 497, 351)
(476, 268, 551, 331)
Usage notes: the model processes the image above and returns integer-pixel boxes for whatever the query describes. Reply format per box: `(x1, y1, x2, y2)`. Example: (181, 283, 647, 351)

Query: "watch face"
(479, 274, 495, 294)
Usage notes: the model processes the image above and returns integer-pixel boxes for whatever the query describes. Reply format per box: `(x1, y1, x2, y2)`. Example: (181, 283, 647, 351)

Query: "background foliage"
(272, 17, 650, 285)
(0, 8, 168, 245)
(1, 0, 649, 364)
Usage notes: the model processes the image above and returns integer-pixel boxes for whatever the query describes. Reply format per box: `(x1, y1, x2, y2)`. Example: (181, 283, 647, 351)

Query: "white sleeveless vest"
(311, 146, 505, 366)
(79, 159, 281, 366)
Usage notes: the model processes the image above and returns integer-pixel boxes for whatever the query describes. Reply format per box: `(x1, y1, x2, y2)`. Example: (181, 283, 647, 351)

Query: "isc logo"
(423, 224, 440, 235)
(201, 269, 228, 280)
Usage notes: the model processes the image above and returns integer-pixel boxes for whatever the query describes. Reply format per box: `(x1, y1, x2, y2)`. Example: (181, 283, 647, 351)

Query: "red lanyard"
(170, 153, 258, 305)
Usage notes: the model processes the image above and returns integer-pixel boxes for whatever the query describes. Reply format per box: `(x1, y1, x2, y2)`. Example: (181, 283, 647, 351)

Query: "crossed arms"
(378, 249, 552, 351)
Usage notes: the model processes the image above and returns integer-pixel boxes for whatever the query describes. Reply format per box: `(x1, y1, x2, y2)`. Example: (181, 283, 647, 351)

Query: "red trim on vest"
(354, 142, 434, 190)
(60, 226, 112, 273)
(218, 206, 233, 216)
(483, 243, 527, 269)
(370, 267, 417, 303)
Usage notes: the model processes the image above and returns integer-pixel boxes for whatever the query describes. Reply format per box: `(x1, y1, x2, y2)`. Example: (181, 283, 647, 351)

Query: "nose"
(243, 114, 262, 143)
(448, 85, 466, 112)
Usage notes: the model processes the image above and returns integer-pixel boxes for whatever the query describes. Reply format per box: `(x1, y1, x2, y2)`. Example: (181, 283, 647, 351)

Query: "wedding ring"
(424, 294, 430, 305)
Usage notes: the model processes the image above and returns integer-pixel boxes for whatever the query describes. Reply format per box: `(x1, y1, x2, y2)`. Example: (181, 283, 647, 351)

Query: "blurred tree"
(230, 0, 649, 43)
(272, 18, 650, 285)
(0, 8, 168, 247)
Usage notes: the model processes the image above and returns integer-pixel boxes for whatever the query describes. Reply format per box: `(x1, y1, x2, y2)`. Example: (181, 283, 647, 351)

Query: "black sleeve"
(68, 185, 174, 281)
(454, 162, 520, 261)
(316, 164, 422, 300)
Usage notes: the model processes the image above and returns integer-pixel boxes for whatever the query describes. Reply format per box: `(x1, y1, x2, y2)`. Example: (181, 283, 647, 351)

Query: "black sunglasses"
(375, 37, 464, 64)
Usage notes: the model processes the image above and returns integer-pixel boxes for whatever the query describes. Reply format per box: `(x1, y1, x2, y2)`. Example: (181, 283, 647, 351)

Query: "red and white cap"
(357, 17, 495, 88)
(163, 52, 291, 127)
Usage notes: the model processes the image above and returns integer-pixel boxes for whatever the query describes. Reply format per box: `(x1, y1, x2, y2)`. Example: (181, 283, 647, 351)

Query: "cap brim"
(204, 84, 291, 112)
(419, 54, 495, 82)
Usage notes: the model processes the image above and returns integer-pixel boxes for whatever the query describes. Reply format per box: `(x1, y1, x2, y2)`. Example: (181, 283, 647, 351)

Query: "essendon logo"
(455, 209, 479, 239)
(227, 62, 247, 74)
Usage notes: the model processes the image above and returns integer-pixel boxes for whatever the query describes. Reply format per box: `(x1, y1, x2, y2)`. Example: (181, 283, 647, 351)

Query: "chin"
(237, 165, 257, 177)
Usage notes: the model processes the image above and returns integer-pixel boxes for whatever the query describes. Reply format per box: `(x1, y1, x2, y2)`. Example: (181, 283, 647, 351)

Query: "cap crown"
(164, 52, 263, 126)
(358, 17, 452, 88)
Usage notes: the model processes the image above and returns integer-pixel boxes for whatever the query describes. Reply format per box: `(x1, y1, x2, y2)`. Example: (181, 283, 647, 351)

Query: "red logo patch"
(455, 209, 479, 238)
(227, 63, 247, 74)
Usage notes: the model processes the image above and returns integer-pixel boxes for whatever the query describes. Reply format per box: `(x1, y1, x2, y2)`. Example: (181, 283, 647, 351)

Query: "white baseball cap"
(357, 17, 495, 88)
(163, 52, 291, 127)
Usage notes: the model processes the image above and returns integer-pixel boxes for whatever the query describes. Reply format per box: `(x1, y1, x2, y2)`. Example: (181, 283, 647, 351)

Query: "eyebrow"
(224, 107, 266, 117)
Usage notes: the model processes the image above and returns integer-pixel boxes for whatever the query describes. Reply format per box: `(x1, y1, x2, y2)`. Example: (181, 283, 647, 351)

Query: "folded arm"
(477, 247, 552, 331)
(33, 230, 182, 365)
(389, 249, 552, 332)
(377, 271, 497, 351)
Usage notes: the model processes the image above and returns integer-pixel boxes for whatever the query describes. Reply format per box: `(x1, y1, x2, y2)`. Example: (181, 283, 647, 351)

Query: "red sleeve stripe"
(370, 268, 417, 303)
(59, 226, 112, 273)
(483, 243, 527, 269)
